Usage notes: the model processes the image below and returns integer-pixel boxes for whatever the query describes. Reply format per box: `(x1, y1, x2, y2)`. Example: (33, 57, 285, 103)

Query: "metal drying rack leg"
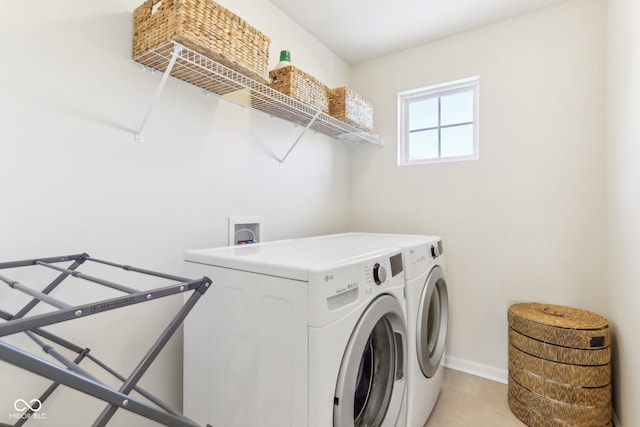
(0, 253, 213, 427)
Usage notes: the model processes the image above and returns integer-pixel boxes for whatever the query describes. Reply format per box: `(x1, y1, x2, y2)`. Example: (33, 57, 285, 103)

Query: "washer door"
(417, 265, 449, 378)
(334, 294, 407, 427)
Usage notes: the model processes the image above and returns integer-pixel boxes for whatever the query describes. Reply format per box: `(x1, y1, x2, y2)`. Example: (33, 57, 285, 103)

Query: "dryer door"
(417, 265, 449, 378)
(334, 294, 407, 427)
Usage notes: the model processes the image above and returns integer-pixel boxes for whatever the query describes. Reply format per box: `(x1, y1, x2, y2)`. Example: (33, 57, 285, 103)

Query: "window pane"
(399, 77, 478, 165)
(441, 124, 473, 157)
(441, 91, 473, 126)
(409, 98, 438, 130)
(409, 129, 439, 160)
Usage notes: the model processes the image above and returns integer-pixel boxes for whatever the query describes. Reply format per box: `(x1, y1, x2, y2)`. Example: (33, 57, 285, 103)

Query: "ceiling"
(268, 0, 570, 64)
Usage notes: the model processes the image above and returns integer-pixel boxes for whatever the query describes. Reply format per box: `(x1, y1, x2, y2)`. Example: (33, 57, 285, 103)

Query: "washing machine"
(308, 233, 449, 427)
(183, 237, 408, 427)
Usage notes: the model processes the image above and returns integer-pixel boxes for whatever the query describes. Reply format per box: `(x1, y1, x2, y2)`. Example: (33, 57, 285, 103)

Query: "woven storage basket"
(328, 87, 374, 131)
(268, 65, 328, 113)
(507, 303, 612, 427)
(133, 0, 271, 83)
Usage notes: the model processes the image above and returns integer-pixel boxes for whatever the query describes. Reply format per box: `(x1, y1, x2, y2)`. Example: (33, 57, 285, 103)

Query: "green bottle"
(275, 50, 292, 69)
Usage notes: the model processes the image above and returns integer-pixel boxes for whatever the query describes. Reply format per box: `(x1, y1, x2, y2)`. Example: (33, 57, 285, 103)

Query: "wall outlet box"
(228, 216, 263, 246)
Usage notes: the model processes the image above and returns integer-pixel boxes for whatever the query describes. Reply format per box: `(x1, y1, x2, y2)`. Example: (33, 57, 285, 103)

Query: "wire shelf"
(133, 42, 382, 146)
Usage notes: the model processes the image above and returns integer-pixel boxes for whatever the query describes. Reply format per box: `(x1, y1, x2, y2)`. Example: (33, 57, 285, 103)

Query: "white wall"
(349, 0, 607, 382)
(0, 0, 352, 425)
(606, 0, 640, 425)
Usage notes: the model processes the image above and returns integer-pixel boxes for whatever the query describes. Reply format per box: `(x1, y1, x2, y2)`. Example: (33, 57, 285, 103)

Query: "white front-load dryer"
(308, 233, 449, 427)
(183, 237, 408, 427)
(402, 239, 448, 427)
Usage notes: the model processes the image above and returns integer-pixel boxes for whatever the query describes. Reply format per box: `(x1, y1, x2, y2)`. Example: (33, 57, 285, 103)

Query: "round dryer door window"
(334, 295, 407, 427)
(417, 265, 449, 378)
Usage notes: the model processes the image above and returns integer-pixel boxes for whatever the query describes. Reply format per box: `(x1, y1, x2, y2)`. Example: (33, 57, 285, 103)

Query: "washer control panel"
(309, 251, 405, 327)
(361, 252, 404, 293)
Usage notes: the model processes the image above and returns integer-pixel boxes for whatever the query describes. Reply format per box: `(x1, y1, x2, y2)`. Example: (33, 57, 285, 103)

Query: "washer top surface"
(309, 232, 441, 247)
(185, 238, 398, 281)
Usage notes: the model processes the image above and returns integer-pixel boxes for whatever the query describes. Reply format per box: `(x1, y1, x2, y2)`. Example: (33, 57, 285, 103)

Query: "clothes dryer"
(308, 233, 449, 427)
(183, 237, 408, 427)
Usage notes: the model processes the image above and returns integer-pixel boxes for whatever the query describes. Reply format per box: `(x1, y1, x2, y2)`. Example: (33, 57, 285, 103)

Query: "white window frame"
(398, 76, 479, 166)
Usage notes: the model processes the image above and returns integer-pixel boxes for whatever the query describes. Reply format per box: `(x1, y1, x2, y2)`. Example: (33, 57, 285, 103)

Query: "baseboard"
(444, 355, 508, 384)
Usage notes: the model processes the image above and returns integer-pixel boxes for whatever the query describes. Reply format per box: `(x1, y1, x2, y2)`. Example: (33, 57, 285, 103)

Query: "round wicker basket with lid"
(507, 302, 612, 426)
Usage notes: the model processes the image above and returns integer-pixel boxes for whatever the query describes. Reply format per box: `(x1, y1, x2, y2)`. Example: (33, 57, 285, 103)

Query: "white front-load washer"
(308, 233, 449, 427)
(183, 237, 408, 427)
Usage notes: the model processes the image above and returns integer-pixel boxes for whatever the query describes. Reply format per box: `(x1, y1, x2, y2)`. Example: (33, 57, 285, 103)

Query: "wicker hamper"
(507, 303, 612, 427)
(328, 87, 374, 131)
(133, 0, 271, 83)
(267, 65, 329, 113)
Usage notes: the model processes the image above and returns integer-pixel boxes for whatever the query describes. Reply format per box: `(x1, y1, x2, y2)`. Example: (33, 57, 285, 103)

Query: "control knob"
(373, 263, 387, 285)
(431, 245, 438, 259)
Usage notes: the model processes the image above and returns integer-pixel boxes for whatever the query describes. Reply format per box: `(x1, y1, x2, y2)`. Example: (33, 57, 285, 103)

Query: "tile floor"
(424, 368, 524, 427)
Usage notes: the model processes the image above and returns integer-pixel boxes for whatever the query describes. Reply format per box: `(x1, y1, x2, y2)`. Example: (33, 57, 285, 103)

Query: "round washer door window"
(334, 294, 407, 427)
(416, 265, 449, 378)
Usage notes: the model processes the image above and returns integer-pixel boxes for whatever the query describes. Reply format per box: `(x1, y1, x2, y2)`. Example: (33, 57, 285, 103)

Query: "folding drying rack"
(0, 253, 212, 427)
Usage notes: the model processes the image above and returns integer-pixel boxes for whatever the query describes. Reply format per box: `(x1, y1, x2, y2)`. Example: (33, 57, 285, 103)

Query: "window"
(398, 77, 479, 165)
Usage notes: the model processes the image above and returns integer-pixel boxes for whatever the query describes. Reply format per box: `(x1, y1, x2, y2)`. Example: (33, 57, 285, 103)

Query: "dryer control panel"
(403, 239, 442, 280)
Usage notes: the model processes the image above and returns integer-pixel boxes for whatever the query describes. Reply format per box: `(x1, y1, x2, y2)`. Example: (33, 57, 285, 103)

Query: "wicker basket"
(507, 303, 612, 427)
(133, 0, 271, 83)
(328, 87, 374, 131)
(268, 65, 328, 113)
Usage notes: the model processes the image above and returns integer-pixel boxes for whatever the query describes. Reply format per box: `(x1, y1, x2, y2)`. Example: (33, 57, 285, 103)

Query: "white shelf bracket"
(278, 110, 322, 167)
(135, 43, 184, 142)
